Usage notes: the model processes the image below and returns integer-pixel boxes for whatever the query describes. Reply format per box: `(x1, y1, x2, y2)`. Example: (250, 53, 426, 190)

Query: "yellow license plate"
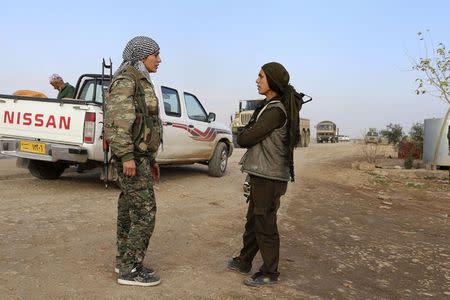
(20, 140, 46, 154)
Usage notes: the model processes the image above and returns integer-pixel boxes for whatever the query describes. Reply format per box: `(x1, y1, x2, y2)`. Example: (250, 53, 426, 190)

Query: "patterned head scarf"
(115, 36, 160, 81)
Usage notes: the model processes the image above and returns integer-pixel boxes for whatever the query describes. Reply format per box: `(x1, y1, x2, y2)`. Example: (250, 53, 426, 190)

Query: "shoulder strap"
(256, 100, 286, 121)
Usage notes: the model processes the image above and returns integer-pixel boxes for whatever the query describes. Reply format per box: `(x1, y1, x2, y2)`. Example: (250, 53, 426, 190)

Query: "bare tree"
(413, 30, 449, 167)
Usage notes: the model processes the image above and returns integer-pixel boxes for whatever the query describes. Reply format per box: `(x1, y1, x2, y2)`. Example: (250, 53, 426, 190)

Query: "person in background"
(49, 74, 75, 99)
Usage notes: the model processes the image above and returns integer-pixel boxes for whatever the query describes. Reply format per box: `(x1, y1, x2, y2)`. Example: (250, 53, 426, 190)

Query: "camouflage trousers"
(115, 156, 157, 275)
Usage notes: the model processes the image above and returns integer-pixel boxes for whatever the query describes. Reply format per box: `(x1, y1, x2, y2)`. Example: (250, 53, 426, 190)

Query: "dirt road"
(0, 143, 449, 299)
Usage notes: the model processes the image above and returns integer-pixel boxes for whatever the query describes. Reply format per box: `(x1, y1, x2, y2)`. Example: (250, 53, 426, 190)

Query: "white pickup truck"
(0, 74, 233, 180)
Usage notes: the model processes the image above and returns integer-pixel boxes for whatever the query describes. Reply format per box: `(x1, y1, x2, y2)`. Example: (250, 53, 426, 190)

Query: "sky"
(1, 0, 449, 138)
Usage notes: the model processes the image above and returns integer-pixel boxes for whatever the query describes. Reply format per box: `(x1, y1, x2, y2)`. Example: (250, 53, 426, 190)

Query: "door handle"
(165, 122, 173, 126)
(188, 125, 194, 128)
(73, 106, 89, 110)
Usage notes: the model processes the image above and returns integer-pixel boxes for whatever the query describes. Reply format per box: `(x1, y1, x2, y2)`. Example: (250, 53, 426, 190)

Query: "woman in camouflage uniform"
(105, 36, 162, 287)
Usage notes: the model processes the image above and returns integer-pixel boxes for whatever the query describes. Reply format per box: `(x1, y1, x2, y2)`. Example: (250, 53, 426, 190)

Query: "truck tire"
(208, 142, 228, 177)
(28, 160, 66, 180)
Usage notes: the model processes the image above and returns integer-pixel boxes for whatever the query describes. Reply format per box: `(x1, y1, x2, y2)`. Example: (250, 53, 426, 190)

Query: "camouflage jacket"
(104, 66, 161, 163)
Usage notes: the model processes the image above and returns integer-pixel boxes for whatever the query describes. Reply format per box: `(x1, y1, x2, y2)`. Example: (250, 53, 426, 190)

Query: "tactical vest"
(240, 100, 290, 181)
(111, 66, 162, 154)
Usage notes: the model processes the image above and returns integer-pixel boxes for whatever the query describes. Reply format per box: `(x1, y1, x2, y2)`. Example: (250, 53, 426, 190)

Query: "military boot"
(227, 257, 251, 274)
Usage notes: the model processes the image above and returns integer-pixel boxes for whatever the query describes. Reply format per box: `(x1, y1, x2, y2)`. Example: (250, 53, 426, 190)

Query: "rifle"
(297, 92, 313, 110)
(299, 92, 312, 104)
(101, 59, 113, 188)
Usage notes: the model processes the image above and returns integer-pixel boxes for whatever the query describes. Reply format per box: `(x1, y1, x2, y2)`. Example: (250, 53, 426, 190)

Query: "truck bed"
(0, 94, 97, 145)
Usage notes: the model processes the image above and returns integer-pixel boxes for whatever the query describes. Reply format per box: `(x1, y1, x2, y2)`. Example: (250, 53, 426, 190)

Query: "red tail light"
(83, 112, 96, 143)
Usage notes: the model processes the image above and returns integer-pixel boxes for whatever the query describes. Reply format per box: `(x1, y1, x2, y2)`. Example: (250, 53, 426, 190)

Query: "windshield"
(241, 100, 263, 111)
(317, 124, 334, 131)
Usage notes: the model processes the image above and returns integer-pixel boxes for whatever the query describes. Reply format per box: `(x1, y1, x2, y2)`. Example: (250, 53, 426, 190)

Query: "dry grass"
(360, 142, 381, 163)
(359, 142, 397, 163)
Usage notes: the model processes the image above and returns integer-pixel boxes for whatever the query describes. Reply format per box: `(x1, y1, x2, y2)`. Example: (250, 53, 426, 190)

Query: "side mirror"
(208, 112, 216, 122)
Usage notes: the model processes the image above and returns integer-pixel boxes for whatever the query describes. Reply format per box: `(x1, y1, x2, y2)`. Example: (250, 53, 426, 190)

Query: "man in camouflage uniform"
(105, 36, 162, 287)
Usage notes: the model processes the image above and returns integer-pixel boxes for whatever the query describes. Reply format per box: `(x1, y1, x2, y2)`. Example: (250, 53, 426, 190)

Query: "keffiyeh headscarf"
(115, 36, 160, 81)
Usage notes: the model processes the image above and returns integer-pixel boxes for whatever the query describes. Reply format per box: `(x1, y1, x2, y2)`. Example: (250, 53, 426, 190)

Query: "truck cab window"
(161, 86, 181, 117)
(79, 80, 105, 103)
(184, 93, 207, 122)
